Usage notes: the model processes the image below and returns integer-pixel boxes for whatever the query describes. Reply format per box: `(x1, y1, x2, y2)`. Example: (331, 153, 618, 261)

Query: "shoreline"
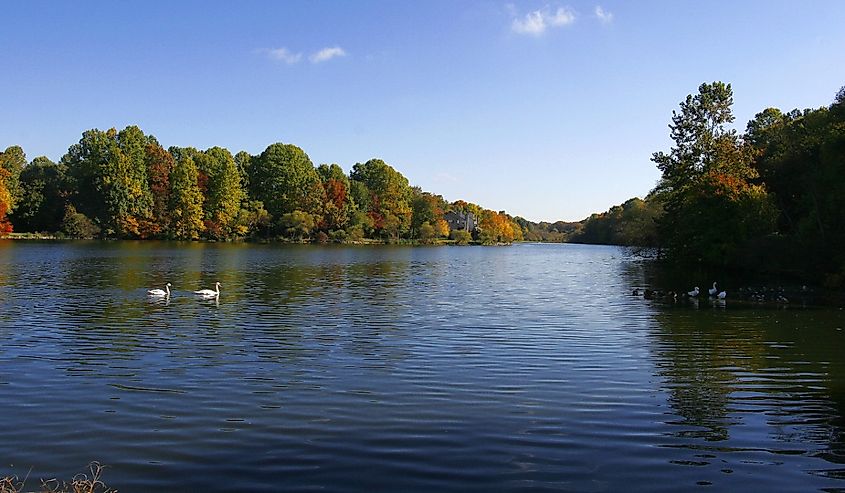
(0, 232, 506, 246)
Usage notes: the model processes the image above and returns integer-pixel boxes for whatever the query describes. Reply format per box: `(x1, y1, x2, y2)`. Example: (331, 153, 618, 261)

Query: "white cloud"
(511, 6, 575, 36)
(310, 46, 347, 63)
(512, 10, 547, 35)
(594, 5, 613, 24)
(550, 7, 576, 26)
(433, 171, 460, 185)
(266, 47, 302, 64)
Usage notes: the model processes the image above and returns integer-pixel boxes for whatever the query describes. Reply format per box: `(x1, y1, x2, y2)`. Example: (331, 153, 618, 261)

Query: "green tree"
(234, 151, 253, 192)
(63, 129, 109, 224)
(418, 221, 437, 244)
(316, 163, 347, 183)
(652, 82, 736, 194)
(745, 88, 845, 282)
(62, 127, 155, 238)
(280, 210, 316, 240)
(350, 158, 412, 237)
(195, 147, 243, 238)
(168, 154, 205, 240)
(348, 209, 374, 238)
(61, 205, 100, 238)
(450, 229, 472, 245)
(651, 82, 775, 264)
(0, 145, 26, 210)
(381, 212, 403, 240)
(349, 179, 371, 215)
(113, 126, 156, 237)
(11, 156, 67, 232)
(234, 200, 272, 237)
(251, 143, 324, 228)
(411, 189, 447, 238)
(569, 196, 663, 247)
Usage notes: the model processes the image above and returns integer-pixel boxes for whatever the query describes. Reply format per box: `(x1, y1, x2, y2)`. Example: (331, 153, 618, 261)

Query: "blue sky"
(2, 1, 844, 222)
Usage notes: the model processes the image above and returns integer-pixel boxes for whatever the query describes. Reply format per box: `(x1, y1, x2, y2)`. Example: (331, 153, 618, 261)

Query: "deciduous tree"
(350, 159, 412, 237)
(317, 163, 355, 231)
(11, 156, 67, 232)
(251, 143, 324, 228)
(144, 142, 174, 237)
(651, 82, 774, 264)
(168, 154, 204, 240)
(0, 146, 26, 210)
(195, 147, 243, 238)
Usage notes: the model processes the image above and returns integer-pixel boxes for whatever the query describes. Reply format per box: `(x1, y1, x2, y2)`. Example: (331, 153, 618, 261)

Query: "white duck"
(687, 286, 700, 297)
(194, 282, 221, 297)
(717, 290, 727, 300)
(148, 282, 171, 297)
(708, 282, 718, 296)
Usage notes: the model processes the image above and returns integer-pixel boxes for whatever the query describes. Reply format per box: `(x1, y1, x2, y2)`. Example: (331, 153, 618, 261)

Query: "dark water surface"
(0, 241, 843, 492)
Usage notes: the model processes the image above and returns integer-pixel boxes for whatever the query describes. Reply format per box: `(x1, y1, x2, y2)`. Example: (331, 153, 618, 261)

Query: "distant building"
(444, 210, 478, 232)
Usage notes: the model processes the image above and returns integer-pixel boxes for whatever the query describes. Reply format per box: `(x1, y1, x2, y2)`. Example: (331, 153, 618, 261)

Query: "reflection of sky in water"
(0, 241, 843, 492)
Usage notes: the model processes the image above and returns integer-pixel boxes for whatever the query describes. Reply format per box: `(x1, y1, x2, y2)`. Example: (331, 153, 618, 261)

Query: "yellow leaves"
(434, 219, 450, 238)
(0, 168, 13, 234)
(479, 209, 517, 244)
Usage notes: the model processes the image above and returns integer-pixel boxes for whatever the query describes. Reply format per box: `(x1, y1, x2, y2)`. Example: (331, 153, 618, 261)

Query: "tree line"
(0, 128, 524, 244)
(4, 81, 842, 284)
(567, 82, 845, 286)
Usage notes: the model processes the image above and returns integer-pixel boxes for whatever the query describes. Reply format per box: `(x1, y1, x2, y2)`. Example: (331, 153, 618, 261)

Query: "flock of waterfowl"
(632, 281, 725, 302)
(147, 282, 221, 299)
(632, 282, 810, 306)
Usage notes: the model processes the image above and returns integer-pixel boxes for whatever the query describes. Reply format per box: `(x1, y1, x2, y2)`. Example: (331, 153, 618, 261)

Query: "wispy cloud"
(549, 7, 576, 26)
(594, 5, 613, 25)
(511, 6, 575, 36)
(262, 46, 348, 65)
(433, 171, 460, 185)
(310, 46, 347, 63)
(266, 47, 302, 64)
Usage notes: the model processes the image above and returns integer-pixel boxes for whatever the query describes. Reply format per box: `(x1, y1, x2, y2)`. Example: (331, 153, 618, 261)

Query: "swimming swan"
(687, 286, 700, 297)
(148, 283, 171, 297)
(194, 282, 221, 297)
(708, 282, 718, 296)
(717, 290, 727, 299)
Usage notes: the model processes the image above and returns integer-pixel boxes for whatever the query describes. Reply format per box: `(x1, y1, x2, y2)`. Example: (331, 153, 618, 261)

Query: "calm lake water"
(0, 241, 843, 492)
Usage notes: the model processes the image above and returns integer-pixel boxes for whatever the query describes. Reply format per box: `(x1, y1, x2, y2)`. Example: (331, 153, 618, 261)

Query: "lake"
(0, 241, 843, 492)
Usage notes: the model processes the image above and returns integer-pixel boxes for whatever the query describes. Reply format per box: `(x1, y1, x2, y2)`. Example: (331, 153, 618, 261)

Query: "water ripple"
(0, 242, 843, 492)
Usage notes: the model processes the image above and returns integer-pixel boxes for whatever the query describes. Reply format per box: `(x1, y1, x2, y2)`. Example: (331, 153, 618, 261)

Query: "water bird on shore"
(147, 283, 171, 297)
(195, 282, 221, 298)
(709, 282, 718, 296)
(717, 290, 727, 300)
(687, 286, 700, 297)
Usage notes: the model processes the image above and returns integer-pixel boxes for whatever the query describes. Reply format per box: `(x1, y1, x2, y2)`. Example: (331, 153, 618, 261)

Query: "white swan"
(194, 282, 221, 297)
(148, 283, 171, 297)
(717, 290, 727, 299)
(708, 282, 718, 296)
(687, 286, 700, 297)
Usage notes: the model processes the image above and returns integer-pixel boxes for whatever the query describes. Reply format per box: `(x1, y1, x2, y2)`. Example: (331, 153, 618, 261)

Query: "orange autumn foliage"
(0, 168, 13, 234)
